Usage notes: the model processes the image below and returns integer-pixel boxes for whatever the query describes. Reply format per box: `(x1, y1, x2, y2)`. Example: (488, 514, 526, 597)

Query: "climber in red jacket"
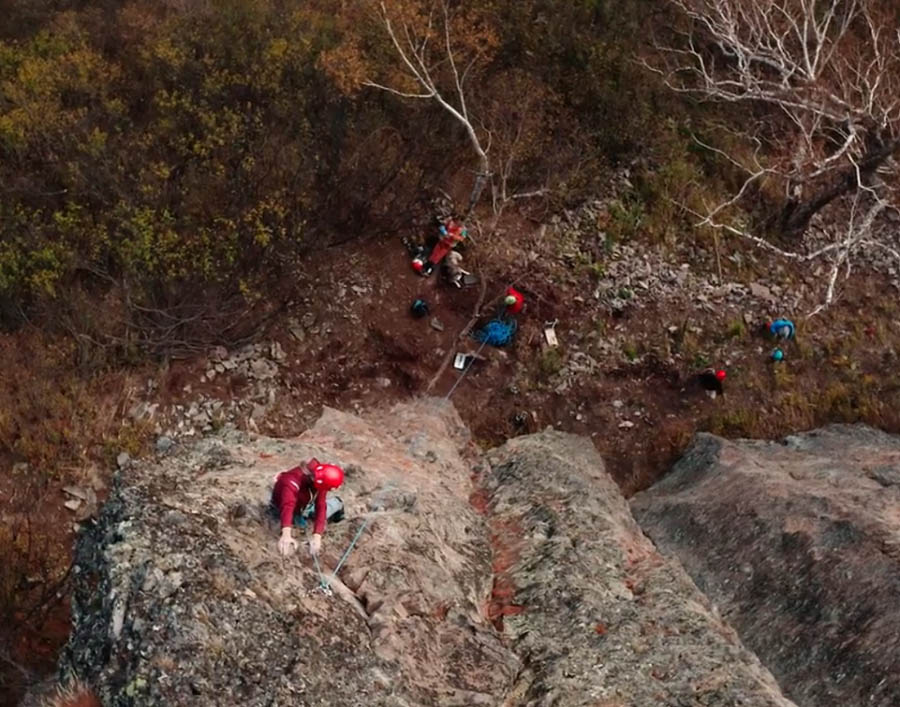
(270, 458, 344, 557)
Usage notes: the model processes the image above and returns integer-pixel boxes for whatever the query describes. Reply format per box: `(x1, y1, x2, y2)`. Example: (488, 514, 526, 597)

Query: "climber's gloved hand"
(309, 533, 322, 557)
(278, 528, 297, 557)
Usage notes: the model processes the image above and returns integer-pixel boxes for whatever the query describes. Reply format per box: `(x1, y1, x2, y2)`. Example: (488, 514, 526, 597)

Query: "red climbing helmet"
(312, 463, 344, 490)
(715, 369, 727, 381)
(411, 258, 424, 273)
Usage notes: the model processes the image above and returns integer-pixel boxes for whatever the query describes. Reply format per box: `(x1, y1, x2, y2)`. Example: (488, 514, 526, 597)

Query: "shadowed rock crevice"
(632, 424, 900, 707)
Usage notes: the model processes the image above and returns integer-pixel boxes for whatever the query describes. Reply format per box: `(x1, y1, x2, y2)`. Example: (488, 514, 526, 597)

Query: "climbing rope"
(446, 301, 517, 400)
(317, 336, 487, 594)
(443, 338, 489, 401)
(317, 482, 395, 591)
(314, 280, 526, 595)
(473, 317, 517, 347)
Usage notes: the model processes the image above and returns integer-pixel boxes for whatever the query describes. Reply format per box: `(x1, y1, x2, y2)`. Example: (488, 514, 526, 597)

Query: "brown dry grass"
(25, 680, 100, 707)
(0, 328, 150, 704)
(0, 329, 149, 471)
(702, 302, 900, 444)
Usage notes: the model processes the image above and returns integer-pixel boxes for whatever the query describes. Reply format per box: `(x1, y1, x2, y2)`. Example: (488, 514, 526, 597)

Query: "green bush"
(1, 7, 321, 290)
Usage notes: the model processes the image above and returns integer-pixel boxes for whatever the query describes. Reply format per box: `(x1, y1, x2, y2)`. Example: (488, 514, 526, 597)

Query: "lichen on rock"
(485, 430, 796, 706)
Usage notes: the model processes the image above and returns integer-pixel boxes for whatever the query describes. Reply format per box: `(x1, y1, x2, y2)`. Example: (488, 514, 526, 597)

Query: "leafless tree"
(363, 0, 492, 219)
(650, 0, 900, 312)
(484, 73, 553, 220)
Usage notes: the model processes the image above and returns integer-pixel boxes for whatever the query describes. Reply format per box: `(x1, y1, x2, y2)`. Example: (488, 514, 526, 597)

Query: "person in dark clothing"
(697, 368, 726, 398)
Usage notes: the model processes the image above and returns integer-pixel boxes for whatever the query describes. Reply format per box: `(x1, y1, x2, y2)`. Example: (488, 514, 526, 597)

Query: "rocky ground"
(7, 184, 900, 702)
(81, 187, 900, 503)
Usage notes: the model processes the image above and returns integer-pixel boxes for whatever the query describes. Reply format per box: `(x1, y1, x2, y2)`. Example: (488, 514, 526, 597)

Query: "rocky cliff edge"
(58, 399, 794, 706)
(632, 425, 900, 707)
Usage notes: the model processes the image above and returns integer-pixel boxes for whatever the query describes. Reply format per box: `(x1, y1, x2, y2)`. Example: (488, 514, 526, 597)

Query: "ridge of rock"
(631, 424, 900, 707)
(484, 430, 796, 706)
(61, 399, 517, 705)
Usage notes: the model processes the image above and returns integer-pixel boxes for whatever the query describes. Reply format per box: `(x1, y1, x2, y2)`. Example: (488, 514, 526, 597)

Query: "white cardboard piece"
(544, 327, 559, 347)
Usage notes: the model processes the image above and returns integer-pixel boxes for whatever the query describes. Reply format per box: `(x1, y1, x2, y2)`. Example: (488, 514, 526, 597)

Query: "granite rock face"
(485, 431, 795, 707)
(61, 399, 517, 706)
(632, 425, 900, 707)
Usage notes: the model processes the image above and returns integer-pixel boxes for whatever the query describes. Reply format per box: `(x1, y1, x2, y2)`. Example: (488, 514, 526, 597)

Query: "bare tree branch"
(361, 80, 433, 99)
(651, 0, 900, 312)
(366, 0, 490, 218)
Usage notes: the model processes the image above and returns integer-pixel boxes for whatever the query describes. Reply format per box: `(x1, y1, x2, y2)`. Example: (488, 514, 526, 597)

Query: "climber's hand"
(278, 528, 297, 557)
(309, 533, 322, 557)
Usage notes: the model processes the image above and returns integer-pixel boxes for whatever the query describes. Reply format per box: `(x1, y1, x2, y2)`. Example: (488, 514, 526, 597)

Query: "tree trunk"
(464, 156, 490, 221)
(779, 137, 900, 237)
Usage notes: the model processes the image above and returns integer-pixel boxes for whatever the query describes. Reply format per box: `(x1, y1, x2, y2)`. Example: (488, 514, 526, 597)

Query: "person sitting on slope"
(695, 368, 726, 399)
(768, 318, 795, 340)
(444, 250, 470, 288)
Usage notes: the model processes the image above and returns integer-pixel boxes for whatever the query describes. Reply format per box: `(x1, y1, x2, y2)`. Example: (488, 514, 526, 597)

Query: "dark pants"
(268, 494, 344, 527)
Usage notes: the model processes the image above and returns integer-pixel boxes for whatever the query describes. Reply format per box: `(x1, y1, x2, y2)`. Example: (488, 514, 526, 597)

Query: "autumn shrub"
(1, 4, 317, 342)
(0, 461, 74, 702)
(0, 328, 144, 702)
(538, 347, 563, 377)
(0, 2, 432, 348)
(0, 0, 702, 355)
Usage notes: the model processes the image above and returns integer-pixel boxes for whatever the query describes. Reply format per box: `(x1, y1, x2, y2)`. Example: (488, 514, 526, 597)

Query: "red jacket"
(272, 465, 329, 534)
(505, 287, 524, 314)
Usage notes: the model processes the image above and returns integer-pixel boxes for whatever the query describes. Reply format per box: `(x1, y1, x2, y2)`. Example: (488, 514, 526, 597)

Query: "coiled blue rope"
(474, 317, 517, 347)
